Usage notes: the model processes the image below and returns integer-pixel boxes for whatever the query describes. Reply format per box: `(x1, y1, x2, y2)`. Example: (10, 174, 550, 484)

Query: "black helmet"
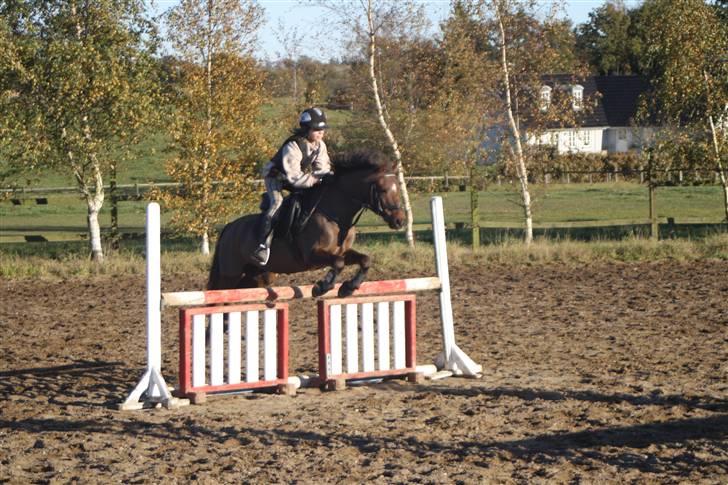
(299, 107, 328, 131)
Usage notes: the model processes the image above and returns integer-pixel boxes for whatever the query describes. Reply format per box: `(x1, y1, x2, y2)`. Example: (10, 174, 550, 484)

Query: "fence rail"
(1, 176, 473, 198)
(1, 169, 723, 199)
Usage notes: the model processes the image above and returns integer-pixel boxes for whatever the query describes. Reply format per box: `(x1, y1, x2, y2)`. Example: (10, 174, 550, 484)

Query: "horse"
(207, 149, 405, 297)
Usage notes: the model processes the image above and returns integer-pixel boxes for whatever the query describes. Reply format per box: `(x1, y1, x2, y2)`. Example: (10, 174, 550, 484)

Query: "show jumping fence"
(120, 196, 481, 410)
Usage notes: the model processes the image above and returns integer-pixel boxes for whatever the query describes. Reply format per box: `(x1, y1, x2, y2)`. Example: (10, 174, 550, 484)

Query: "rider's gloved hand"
(318, 172, 335, 185)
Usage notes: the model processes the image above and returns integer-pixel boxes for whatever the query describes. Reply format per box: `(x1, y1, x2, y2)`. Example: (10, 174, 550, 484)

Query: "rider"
(253, 107, 333, 266)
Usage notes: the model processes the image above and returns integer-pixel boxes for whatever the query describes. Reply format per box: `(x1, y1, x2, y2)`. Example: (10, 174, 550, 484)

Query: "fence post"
(110, 163, 120, 250)
(648, 152, 658, 240)
(469, 167, 479, 250)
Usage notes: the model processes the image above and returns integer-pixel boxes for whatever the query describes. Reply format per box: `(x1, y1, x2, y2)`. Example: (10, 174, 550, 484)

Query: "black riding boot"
(252, 214, 274, 266)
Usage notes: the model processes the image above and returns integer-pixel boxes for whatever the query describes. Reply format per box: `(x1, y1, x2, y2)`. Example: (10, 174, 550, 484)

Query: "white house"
(529, 75, 651, 155)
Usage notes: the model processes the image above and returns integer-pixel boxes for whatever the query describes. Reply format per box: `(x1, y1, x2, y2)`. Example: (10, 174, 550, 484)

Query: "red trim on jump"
(163, 277, 440, 307)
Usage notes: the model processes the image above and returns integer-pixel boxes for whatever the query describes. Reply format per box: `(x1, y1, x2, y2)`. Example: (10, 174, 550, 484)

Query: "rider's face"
(307, 129, 325, 144)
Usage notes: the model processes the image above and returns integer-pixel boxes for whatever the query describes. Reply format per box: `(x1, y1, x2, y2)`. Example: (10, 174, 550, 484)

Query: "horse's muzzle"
(388, 213, 405, 230)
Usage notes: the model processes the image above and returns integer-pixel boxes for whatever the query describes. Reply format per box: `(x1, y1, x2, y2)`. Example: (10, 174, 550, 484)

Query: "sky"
(151, 0, 642, 61)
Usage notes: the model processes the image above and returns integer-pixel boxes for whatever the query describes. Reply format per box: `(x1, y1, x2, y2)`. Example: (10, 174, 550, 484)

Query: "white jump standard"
(121, 196, 481, 410)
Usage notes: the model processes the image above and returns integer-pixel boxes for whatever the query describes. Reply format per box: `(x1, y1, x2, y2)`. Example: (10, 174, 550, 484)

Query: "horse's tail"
(206, 228, 225, 290)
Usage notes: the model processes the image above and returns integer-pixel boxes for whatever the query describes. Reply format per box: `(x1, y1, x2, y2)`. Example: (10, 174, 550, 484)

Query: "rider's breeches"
(264, 175, 284, 222)
(259, 175, 284, 247)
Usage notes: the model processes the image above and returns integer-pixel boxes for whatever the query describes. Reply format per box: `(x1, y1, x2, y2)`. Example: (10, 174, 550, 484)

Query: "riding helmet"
(299, 107, 328, 131)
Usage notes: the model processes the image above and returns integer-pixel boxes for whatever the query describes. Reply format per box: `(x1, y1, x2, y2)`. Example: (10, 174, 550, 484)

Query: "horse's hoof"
(338, 281, 354, 298)
(312, 282, 325, 297)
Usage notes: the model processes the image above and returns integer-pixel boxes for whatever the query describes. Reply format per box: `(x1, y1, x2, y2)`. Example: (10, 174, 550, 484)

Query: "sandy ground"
(1, 260, 726, 483)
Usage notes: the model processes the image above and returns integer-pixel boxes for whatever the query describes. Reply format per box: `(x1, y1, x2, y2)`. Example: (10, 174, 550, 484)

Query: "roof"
(542, 74, 650, 128)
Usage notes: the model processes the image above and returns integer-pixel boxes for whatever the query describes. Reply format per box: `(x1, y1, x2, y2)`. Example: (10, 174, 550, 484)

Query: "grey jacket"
(263, 138, 331, 189)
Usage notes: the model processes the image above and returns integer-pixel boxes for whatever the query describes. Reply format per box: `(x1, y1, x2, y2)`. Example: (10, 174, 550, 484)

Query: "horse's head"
(331, 149, 405, 230)
(367, 169, 405, 230)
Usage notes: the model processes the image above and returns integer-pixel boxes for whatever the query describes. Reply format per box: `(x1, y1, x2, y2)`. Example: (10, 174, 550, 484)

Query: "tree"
(317, 0, 430, 247)
(640, 0, 728, 220)
(432, 1, 499, 247)
(575, 0, 640, 75)
(272, 21, 304, 104)
(1, 0, 160, 262)
(485, 0, 584, 244)
(163, 0, 269, 254)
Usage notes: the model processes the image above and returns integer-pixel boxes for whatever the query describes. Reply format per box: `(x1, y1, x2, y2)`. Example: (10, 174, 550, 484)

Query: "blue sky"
(152, 0, 642, 61)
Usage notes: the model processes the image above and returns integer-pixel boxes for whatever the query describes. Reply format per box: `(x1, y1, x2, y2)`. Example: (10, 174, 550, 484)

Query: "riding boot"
(252, 214, 274, 266)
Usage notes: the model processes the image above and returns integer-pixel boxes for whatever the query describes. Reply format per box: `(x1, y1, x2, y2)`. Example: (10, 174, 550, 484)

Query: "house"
(529, 75, 651, 155)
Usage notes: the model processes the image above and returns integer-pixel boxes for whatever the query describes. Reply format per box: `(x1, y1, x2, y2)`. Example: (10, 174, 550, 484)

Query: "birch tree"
(1, 0, 160, 262)
(640, 0, 728, 220)
(317, 0, 429, 247)
(163, 0, 268, 254)
(484, 0, 582, 244)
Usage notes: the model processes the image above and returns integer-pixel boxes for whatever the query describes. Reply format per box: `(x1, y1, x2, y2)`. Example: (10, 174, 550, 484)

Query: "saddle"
(259, 191, 309, 242)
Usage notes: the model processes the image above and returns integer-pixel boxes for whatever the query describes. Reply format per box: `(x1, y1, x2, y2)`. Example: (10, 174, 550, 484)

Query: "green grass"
(1, 182, 725, 243)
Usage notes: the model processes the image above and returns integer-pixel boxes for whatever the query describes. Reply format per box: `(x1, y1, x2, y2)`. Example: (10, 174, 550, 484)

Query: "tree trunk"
(707, 113, 728, 221)
(202, 0, 213, 255)
(86, 161, 105, 263)
(293, 63, 298, 102)
(367, 0, 414, 247)
(496, 5, 533, 244)
(201, 228, 210, 255)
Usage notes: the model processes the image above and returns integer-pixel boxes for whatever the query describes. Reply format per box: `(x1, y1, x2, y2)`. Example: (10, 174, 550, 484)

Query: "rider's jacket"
(262, 136, 331, 189)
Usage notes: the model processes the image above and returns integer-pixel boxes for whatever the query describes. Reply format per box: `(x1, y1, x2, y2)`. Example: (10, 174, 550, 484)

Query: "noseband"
(365, 175, 402, 217)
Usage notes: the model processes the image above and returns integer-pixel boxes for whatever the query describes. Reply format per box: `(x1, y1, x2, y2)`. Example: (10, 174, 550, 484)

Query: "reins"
(311, 172, 399, 243)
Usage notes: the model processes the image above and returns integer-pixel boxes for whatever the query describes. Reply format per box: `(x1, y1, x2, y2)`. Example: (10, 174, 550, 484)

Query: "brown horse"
(207, 149, 405, 297)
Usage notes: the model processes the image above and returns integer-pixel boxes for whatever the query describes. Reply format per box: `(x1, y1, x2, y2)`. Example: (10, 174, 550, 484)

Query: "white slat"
(245, 310, 259, 383)
(330, 304, 343, 375)
(393, 300, 406, 369)
(192, 314, 206, 387)
(361, 303, 375, 372)
(376, 301, 390, 370)
(346, 304, 359, 373)
(210, 313, 224, 386)
(263, 309, 277, 381)
(227, 312, 242, 384)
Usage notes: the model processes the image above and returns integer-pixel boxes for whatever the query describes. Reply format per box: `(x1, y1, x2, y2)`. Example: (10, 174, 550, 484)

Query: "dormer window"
(540, 85, 551, 111)
(572, 84, 583, 110)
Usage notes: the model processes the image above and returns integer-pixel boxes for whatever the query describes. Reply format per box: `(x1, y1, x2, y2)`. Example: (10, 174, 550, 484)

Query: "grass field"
(2, 116, 726, 246)
(1, 182, 725, 243)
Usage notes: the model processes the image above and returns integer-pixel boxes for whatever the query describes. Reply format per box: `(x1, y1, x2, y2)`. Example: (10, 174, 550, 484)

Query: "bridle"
(315, 172, 402, 231)
(364, 173, 402, 217)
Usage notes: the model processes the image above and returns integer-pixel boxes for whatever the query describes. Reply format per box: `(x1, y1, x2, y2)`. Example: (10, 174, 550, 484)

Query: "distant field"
(1, 182, 725, 244)
(3, 106, 355, 189)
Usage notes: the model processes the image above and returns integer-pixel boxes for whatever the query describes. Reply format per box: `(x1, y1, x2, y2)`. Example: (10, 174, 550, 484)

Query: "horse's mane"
(331, 148, 390, 174)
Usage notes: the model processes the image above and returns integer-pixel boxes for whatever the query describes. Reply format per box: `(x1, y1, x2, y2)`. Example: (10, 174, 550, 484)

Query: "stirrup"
(253, 244, 270, 266)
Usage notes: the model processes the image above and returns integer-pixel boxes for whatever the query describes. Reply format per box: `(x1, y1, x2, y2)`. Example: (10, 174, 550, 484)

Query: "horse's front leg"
(311, 254, 345, 297)
(338, 249, 371, 297)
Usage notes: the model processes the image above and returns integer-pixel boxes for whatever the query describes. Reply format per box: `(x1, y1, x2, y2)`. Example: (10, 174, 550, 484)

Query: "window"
(618, 128, 627, 140)
(572, 84, 583, 110)
(582, 130, 591, 146)
(569, 130, 577, 147)
(551, 132, 558, 145)
(540, 86, 551, 111)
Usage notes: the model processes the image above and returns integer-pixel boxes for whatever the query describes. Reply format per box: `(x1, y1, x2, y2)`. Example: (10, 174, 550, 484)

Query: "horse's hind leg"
(338, 249, 371, 297)
(239, 268, 277, 288)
